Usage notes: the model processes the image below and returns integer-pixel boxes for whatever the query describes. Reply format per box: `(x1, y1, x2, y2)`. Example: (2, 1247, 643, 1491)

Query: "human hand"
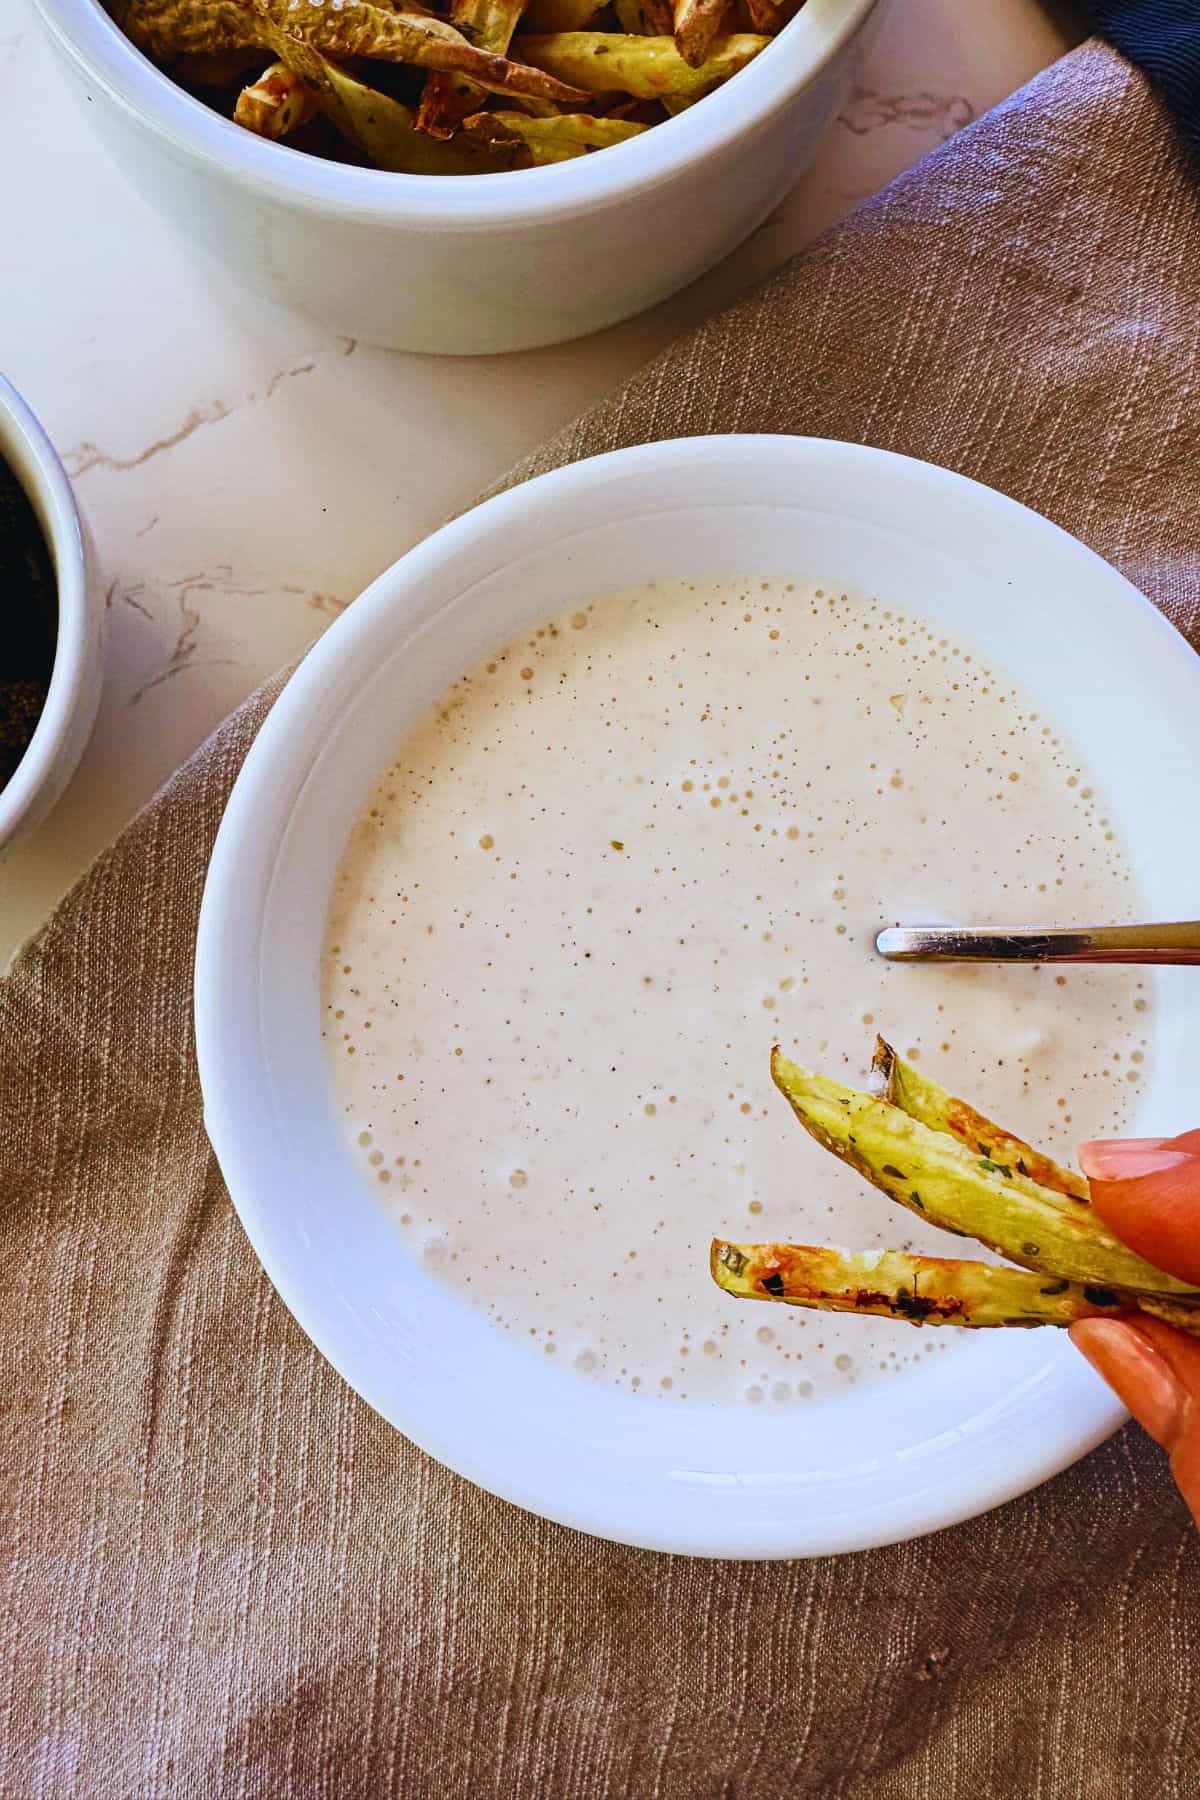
(1070, 1131, 1200, 1526)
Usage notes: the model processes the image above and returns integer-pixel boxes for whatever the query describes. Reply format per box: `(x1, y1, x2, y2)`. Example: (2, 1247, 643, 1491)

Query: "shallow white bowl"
(32, 0, 880, 353)
(0, 375, 102, 851)
(196, 436, 1200, 1557)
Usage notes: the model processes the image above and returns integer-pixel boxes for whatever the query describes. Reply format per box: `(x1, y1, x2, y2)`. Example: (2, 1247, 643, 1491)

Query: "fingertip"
(1079, 1142, 1191, 1184)
(1070, 1318, 1184, 1447)
(1076, 1140, 1200, 1286)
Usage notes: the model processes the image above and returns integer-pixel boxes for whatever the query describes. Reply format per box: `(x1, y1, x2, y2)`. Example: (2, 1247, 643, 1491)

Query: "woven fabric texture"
(3, 38, 1199, 1798)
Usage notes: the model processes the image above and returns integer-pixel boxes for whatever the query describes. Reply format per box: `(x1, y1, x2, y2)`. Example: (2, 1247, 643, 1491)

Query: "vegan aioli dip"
(323, 580, 1149, 1405)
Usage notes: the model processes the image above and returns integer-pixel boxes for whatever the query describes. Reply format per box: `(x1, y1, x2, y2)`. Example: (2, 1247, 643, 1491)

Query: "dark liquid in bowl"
(0, 455, 57, 792)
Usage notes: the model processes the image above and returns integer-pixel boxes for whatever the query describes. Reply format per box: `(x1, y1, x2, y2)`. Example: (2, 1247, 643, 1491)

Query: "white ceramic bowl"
(0, 375, 102, 851)
(196, 436, 1200, 1557)
(32, 0, 881, 353)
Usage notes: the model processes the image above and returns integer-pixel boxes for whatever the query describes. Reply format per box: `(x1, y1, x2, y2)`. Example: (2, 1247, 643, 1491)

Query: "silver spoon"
(875, 921, 1200, 966)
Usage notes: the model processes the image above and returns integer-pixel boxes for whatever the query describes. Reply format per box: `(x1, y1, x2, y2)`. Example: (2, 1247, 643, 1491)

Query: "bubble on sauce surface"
(420, 1234, 449, 1270)
(321, 577, 1152, 1410)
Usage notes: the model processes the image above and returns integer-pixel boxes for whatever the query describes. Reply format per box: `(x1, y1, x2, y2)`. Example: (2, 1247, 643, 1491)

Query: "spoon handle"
(875, 921, 1200, 965)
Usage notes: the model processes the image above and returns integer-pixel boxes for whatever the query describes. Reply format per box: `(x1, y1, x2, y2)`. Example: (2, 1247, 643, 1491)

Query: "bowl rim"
(0, 375, 92, 848)
(31, 0, 880, 227)
(193, 433, 1200, 1557)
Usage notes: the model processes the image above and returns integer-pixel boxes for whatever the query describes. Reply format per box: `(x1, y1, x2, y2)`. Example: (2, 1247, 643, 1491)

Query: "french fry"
(463, 107, 649, 160)
(416, 0, 528, 139)
(455, 0, 532, 44)
(115, 0, 781, 164)
(1134, 1295, 1200, 1331)
(870, 1036, 1090, 1204)
(612, 0, 690, 114)
(119, 0, 588, 103)
(514, 31, 769, 98)
(308, 54, 518, 170)
(234, 59, 319, 137)
(710, 1043, 1200, 1336)
(415, 73, 493, 138)
(709, 1241, 1163, 1330)
(502, 93, 567, 117)
(769, 1050, 1200, 1298)
(672, 0, 729, 70)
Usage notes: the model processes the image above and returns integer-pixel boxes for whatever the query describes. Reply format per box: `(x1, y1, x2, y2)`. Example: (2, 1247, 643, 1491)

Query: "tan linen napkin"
(4, 38, 1200, 1798)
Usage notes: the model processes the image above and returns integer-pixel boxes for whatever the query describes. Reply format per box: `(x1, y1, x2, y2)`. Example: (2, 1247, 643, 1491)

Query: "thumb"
(1079, 1131, 1200, 1285)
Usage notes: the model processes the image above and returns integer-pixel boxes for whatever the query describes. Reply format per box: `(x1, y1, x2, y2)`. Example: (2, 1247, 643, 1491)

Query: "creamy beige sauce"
(323, 580, 1150, 1405)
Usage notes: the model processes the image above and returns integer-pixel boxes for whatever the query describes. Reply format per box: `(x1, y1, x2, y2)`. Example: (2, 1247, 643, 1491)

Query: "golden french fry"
(416, 0, 527, 138)
(672, 0, 729, 69)
(708, 1241, 1180, 1330)
(297, 54, 515, 170)
(119, 0, 588, 102)
(501, 93, 566, 117)
(515, 30, 768, 98)
(455, 0, 530, 43)
(870, 1036, 1090, 1203)
(770, 1050, 1200, 1298)
(613, 0, 691, 111)
(464, 107, 649, 161)
(234, 59, 319, 137)
(709, 1045, 1200, 1337)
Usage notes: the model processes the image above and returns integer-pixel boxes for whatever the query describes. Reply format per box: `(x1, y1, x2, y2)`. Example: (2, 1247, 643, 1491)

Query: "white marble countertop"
(0, 0, 1079, 963)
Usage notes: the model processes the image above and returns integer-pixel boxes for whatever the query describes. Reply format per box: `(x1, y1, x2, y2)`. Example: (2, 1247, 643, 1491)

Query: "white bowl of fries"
(32, 0, 881, 352)
(196, 436, 1200, 1556)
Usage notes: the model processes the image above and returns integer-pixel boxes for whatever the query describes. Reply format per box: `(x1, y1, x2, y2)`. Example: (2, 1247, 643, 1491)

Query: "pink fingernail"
(1079, 1142, 1194, 1183)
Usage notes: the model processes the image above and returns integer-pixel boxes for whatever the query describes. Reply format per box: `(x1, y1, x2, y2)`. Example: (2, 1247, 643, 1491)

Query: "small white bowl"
(196, 436, 1200, 1557)
(31, 0, 881, 353)
(0, 375, 102, 851)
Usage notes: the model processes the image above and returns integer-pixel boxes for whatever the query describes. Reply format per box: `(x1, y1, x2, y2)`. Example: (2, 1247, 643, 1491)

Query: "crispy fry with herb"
(110, 0, 789, 165)
(870, 1036, 1090, 1203)
(415, 73, 493, 139)
(118, 0, 588, 102)
(769, 1050, 1200, 1298)
(312, 55, 517, 170)
(709, 1044, 1200, 1334)
(456, 0, 533, 44)
(463, 107, 648, 160)
(672, 0, 729, 69)
(416, 0, 528, 139)
(515, 31, 768, 98)
(234, 60, 319, 137)
(707, 1241, 1175, 1330)
(612, 0, 690, 113)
